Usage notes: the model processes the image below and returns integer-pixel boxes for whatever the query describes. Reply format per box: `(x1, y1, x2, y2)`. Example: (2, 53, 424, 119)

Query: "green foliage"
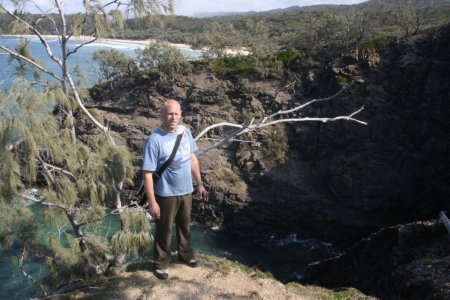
(192, 21, 242, 59)
(359, 36, 397, 51)
(250, 55, 284, 79)
(8, 19, 30, 35)
(87, 108, 101, 123)
(136, 42, 192, 77)
(336, 75, 349, 85)
(110, 10, 125, 31)
(351, 82, 364, 94)
(244, 20, 277, 58)
(237, 78, 260, 95)
(92, 49, 137, 82)
(0, 202, 37, 250)
(189, 59, 208, 69)
(386, 0, 436, 36)
(99, 140, 136, 187)
(0, 80, 136, 285)
(111, 207, 152, 257)
(212, 56, 254, 76)
(329, 291, 351, 300)
(46, 232, 106, 282)
(276, 50, 299, 66)
(261, 126, 289, 169)
(73, 64, 89, 86)
(209, 48, 290, 80)
(6, 39, 43, 81)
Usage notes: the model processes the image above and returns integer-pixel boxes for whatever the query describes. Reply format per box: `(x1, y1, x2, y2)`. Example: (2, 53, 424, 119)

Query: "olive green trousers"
(153, 194, 194, 270)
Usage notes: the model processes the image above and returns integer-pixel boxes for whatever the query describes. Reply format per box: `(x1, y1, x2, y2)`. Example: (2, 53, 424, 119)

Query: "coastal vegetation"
(0, 0, 449, 298)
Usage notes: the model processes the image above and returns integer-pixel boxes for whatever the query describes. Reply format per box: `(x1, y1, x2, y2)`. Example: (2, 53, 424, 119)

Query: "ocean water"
(0, 35, 201, 90)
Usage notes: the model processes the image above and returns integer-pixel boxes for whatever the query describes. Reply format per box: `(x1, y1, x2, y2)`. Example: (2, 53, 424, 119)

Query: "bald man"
(142, 99, 207, 280)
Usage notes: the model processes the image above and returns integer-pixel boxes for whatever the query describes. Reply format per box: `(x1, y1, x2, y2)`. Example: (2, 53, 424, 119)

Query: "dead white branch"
(440, 211, 450, 235)
(18, 247, 48, 296)
(262, 80, 355, 122)
(21, 193, 67, 210)
(41, 161, 77, 181)
(0, 45, 62, 81)
(1, 6, 64, 67)
(195, 82, 366, 155)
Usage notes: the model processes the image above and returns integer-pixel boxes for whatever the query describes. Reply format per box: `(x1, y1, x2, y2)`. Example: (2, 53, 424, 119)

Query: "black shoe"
(154, 269, 168, 280)
(185, 259, 198, 268)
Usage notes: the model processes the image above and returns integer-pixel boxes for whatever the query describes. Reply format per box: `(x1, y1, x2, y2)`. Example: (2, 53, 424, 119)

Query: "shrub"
(136, 42, 192, 77)
(276, 50, 299, 66)
(212, 56, 254, 77)
(359, 36, 397, 52)
(92, 49, 137, 82)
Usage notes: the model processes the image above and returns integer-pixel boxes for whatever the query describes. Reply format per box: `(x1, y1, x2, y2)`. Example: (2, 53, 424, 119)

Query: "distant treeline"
(1, 0, 449, 55)
(127, 1, 450, 49)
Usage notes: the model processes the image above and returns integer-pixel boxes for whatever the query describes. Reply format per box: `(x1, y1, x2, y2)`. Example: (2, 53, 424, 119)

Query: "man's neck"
(161, 124, 177, 133)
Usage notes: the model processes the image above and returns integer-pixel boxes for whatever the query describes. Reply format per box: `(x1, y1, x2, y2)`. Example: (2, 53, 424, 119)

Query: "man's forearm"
(143, 171, 157, 204)
(190, 154, 202, 185)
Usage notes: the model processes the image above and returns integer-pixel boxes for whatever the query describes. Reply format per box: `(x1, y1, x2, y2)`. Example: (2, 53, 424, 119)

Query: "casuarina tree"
(0, 0, 173, 296)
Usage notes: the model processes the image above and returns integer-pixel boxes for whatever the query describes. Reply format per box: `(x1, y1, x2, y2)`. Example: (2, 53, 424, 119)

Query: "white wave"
(79, 42, 145, 50)
(269, 233, 339, 254)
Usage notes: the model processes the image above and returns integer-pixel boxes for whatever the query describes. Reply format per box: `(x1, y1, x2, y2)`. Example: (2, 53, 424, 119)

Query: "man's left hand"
(197, 185, 207, 200)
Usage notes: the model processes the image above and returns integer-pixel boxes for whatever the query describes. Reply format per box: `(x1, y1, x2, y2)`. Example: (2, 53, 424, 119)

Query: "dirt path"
(134, 262, 304, 299)
(54, 256, 374, 300)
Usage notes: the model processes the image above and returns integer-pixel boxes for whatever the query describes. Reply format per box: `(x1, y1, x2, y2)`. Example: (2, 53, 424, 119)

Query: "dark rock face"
(254, 23, 450, 245)
(201, 24, 450, 249)
(306, 220, 450, 299)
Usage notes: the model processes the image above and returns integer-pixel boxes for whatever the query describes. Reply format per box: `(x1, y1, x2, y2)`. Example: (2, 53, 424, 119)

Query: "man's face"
(162, 101, 181, 132)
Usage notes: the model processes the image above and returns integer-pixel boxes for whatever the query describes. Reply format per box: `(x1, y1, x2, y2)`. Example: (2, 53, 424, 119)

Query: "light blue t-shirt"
(142, 125, 197, 197)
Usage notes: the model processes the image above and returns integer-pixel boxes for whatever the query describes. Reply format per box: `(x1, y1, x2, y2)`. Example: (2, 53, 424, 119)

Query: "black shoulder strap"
(136, 132, 184, 206)
(155, 132, 183, 177)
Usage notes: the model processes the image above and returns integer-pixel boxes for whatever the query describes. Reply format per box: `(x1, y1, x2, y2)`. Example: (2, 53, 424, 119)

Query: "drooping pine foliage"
(0, 2, 173, 292)
(0, 78, 151, 288)
(111, 207, 153, 258)
(0, 64, 139, 293)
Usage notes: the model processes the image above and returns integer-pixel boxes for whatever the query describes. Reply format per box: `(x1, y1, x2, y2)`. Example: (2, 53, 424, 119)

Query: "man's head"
(161, 99, 182, 132)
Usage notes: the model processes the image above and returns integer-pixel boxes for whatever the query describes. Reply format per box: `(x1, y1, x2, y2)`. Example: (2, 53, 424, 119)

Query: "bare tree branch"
(18, 247, 48, 296)
(21, 193, 68, 210)
(65, 68, 116, 144)
(195, 82, 366, 155)
(0, 45, 62, 81)
(262, 80, 355, 122)
(0, 6, 64, 67)
(67, 37, 98, 57)
(41, 161, 77, 181)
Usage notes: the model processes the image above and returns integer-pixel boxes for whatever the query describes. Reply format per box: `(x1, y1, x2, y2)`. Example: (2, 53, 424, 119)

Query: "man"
(142, 99, 207, 280)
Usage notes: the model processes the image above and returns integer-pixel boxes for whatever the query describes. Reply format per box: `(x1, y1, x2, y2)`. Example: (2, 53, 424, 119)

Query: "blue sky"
(1, 0, 368, 16)
(174, 0, 368, 16)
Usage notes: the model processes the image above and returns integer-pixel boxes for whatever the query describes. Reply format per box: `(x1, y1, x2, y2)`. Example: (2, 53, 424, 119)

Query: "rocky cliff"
(307, 219, 450, 299)
(84, 23, 450, 299)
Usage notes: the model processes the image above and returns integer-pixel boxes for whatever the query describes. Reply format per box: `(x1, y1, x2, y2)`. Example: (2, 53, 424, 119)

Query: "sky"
(174, 0, 368, 16)
(1, 0, 368, 16)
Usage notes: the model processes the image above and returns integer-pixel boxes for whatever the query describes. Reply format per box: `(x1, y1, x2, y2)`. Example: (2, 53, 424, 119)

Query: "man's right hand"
(149, 202, 161, 219)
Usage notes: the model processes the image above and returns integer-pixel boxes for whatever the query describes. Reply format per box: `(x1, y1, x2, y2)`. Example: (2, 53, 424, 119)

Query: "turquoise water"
(0, 202, 340, 299)
(0, 35, 201, 90)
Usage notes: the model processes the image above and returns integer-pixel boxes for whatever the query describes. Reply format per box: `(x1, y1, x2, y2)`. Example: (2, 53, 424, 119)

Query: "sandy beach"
(0, 34, 193, 50)
(0, 34, 250, 55)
